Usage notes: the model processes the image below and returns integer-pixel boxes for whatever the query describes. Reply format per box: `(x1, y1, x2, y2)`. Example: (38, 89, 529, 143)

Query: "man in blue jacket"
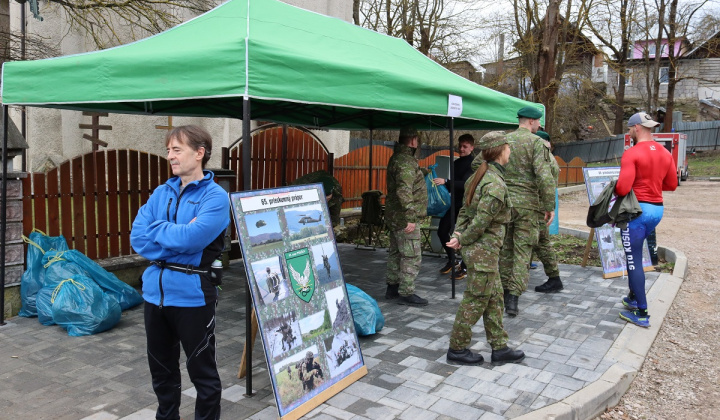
(131, 125, 230, 420)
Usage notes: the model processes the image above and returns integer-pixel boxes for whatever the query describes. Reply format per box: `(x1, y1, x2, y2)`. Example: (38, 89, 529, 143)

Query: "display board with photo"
(230, 184, 366, 419)
(583, 167, 653, 278)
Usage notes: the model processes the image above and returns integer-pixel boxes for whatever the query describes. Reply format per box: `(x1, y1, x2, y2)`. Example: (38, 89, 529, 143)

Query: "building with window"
(605, 36, 709, 102)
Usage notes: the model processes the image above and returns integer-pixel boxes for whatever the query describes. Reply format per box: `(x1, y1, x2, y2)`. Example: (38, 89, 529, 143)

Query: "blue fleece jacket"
(131, 171, 230, 307)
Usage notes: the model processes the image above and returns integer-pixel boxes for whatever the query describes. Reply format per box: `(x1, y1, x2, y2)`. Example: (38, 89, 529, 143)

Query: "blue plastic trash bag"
(49, 275, 122, 337)
(19, 230, 70, 317)
(425, 164, 451, 217)
(35, 286, 57, 326)
(346, 284, 384, 336)
(44, 249, 142, 311)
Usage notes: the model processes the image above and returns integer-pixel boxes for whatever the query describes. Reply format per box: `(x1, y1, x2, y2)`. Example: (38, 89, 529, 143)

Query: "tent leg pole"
(368, 129, 373, 191)
(1, 105, 9, 325)
(448, 119, 456, 300)
(281, 124, 288, 186)
(242, 98, 254, 396)
(368, 129, 373, 247)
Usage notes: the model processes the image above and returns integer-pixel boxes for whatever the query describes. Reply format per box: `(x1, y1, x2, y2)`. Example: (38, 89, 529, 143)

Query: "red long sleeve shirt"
(615, 141, 678, 203)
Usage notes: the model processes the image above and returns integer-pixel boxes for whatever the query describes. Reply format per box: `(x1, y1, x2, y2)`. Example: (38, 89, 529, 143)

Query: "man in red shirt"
(615, 112, 678, 327)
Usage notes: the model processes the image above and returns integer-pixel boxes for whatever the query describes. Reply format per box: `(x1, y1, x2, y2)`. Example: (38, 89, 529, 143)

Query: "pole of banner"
(448, 118, 456, 299)
(1, 106, 9, 325)
(242, 97, 254, 396)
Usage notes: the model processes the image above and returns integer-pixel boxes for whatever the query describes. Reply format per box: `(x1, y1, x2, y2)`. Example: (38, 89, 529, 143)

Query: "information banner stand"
(230, 184, 367, 419)
(582, 167, 654, 279)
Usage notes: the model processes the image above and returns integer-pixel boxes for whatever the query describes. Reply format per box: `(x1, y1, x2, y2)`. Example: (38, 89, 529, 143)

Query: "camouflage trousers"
(500, 207, 540, 295)
(532, 216, 560, 278)
(449, 269, 509, 351)
(386, 228, 421, 296)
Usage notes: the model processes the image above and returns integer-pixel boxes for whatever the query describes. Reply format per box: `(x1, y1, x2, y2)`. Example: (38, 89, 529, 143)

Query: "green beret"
(477, 131, 508, 151)
(536, 130, 550, 141)
(399, 126, 418, 138)
(517, 106, 543, 119)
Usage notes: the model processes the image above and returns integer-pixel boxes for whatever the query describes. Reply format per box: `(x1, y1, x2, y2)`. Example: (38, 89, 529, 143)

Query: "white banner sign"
(241, 188, 320, 212)
(448, 94, 463, 117)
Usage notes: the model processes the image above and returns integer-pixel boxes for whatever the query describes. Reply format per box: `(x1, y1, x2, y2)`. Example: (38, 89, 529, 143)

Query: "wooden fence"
(556, 156, 586, 187)
(224, 125, 331, 192)
(22, 150, 170, 260)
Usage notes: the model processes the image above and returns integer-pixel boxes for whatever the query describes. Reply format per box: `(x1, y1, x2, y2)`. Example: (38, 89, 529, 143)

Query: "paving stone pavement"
(0, 243, 659, 420)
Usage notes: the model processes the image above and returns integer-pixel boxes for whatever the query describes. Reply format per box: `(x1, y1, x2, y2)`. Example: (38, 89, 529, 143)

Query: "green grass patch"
(654, 259, 674, 274)
(688, 149, 720, 177)
(549, 233, 601, 267)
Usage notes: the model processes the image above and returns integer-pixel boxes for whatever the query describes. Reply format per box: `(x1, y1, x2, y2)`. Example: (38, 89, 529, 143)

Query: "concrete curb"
(514, 226, 688, 420)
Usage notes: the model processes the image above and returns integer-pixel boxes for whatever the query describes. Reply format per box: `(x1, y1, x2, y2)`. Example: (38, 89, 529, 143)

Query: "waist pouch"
(151, 261, 222, 286)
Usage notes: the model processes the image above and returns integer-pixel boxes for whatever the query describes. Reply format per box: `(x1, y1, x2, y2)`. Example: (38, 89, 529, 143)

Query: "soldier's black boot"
(491, 346, 525, 365)
(447, 348, 484, 365)
(535, 276, 563, 293)
(505, 294, 519, 317)
(385, 284, 400, 299)
(503, 289, 510, 305)
(398, 294, 428, 306)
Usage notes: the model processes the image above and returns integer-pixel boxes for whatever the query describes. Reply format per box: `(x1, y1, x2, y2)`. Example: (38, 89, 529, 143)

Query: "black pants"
(438, 206, 466, 269)
(144, 302, 221, 420)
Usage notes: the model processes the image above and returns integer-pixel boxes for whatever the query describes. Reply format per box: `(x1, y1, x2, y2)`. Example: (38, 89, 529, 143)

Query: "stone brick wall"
(2, 172, 26, 319)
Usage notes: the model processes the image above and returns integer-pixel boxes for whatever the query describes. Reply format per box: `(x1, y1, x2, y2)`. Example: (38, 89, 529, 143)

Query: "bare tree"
(7, 0, 216, 62)
(661, 0, 709, 131)
(49, 0, 216, 49)
(0, 30, 59, 61)
(586, 0, 638, 134)
(511, 0, 596, 135)
(355, 0, 483, 64)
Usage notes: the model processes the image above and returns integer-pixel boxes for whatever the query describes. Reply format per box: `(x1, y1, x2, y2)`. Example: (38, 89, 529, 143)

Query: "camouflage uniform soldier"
(385, 126, 429, 306)
(265, 267, 281, 301)
(498, 106, 556, 316)
(445, 132, 525, 366)
(300, 351, 324, 391)
(532, 130, 564, 293)
(291, 170, 344, 227)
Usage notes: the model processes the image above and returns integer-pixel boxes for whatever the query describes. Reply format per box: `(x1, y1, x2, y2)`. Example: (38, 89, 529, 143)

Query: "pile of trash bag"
(346, 284, 384, 336)
(20, 230, 143, 336)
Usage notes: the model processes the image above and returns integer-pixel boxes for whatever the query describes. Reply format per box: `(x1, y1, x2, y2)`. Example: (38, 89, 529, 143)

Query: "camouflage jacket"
(542, 139, 560, 182)
(453, 162, 511, 272)
(500, 127, 556, 212)
(300, 359, 323, 383)
(385, 143, 428, 230)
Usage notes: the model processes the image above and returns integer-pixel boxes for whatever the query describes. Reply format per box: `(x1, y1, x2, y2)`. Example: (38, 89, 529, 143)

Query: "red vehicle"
(624, 132, 689, 185)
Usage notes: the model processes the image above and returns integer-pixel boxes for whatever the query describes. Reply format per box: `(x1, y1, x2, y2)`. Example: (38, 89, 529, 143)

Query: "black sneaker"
(385, 284, 400, 299)
(447, 348, 484, 365)
(398, 294, 428, 306)
(491, 346, 525, 365)
(439, 261, 455, 274)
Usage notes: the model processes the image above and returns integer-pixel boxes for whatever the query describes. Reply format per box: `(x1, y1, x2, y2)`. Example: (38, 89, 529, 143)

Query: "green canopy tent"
(0, 0, 545, 377)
